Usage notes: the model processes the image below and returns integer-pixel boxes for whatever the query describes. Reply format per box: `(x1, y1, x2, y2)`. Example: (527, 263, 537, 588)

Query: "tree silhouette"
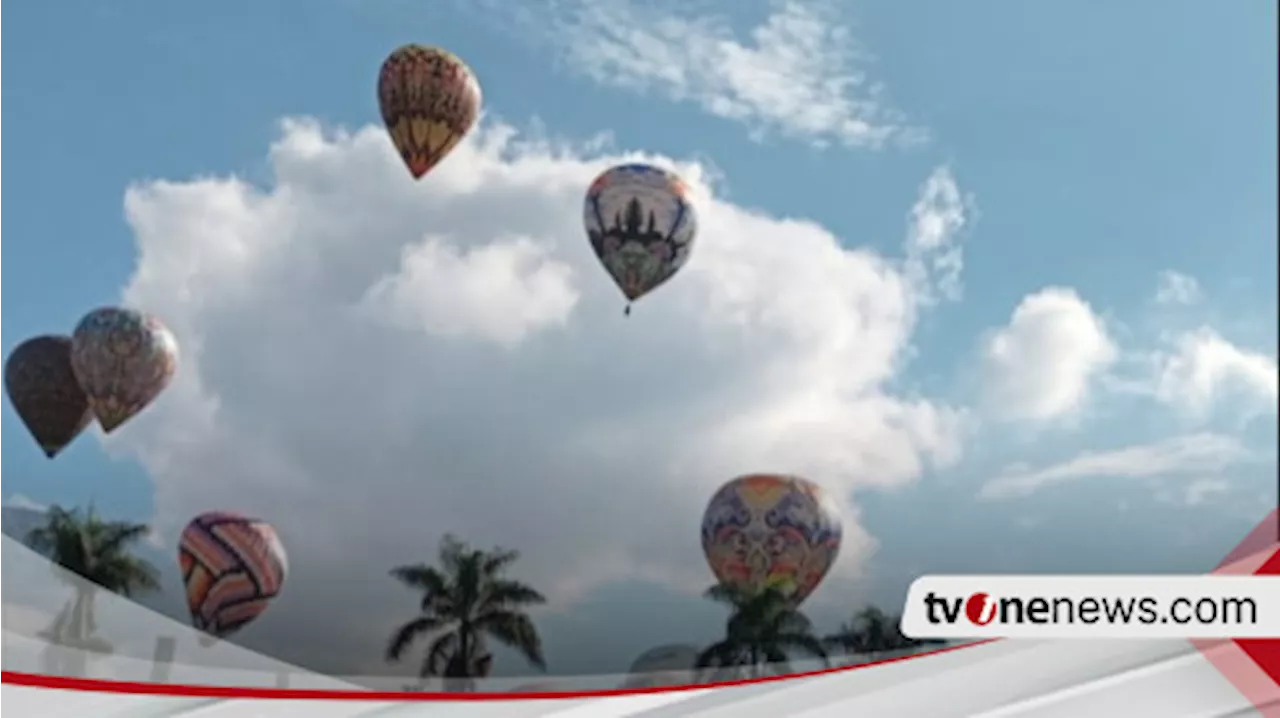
(386, 534, 547, 691)
(823, 605, 946, 662)
(24, 504, 160, 676)
(695, 584, 828, 681)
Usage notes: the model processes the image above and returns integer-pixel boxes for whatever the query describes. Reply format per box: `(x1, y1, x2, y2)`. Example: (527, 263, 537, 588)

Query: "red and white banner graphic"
(4, 510, 1277, 716)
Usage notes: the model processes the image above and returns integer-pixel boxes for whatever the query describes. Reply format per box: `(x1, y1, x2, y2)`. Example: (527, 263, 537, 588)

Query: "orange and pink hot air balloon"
(700, 474, 842, 606)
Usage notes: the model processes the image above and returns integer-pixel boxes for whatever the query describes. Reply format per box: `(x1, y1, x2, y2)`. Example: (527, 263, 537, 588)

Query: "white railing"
(1, 534, 957, 692)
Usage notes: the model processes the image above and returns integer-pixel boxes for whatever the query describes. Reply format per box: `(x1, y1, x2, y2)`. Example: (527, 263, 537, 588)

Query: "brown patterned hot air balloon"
(4, 335, 95, 458)
(69, 307, 178, 433)
(377, 44, 482, 180)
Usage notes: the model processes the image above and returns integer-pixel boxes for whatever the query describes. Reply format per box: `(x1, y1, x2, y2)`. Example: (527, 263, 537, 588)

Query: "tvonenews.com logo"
(922, 590, 1258, 627)
(899, 576, 1280, 639)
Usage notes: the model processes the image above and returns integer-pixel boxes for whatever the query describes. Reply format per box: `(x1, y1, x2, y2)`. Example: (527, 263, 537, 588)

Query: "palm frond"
(694, 639, 743, 669)
(475, 610, 546, 669)
(390, 564, 445, 591)
(98, 522, 152, 554)
(386, 616, 445, 663)
(702, 582, 746, 606)
(479, 579, 545, 613)
(423, 632, 459, 678)
(777, 633, 829, 664)
(769, 609, 813, 635)
(480, 547, 520, 577)
(438, 534, 469, 575)
(93, 555, 161, 596)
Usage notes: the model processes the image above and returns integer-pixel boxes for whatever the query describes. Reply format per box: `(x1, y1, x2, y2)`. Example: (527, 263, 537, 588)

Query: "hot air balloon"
(4, 335, 94, 458)
(377, 44, 482, 180)
(69, 307, 178, 433)
(583, 163, 698, 315)
(700, 474, 842, 606)
(178, 511, 287, 642)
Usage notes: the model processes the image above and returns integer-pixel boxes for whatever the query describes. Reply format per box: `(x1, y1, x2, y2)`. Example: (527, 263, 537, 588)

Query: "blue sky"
(3, 0, 1276, 679)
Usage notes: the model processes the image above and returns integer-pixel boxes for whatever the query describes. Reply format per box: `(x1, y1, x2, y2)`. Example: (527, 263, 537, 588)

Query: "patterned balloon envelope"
(700, 474, 842, 605)
(3, 335, 94, 458)
(377, 44, 482, 180)
(178, 512, 288, 641)
(69, 307, 178, 433)
(583, 163, 698, 315)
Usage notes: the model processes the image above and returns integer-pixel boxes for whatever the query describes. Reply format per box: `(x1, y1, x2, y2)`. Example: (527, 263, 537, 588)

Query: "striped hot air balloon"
(178, 512, 287, 642)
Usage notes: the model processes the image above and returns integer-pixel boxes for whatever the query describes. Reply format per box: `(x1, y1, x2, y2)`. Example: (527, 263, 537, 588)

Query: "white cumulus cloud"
(1150, 327, 1278, 419)
(478, 0, 919, 149)
(363, 236, 579, 348)
(979, 287, 1118, 423)
(105, 117, 970, 675)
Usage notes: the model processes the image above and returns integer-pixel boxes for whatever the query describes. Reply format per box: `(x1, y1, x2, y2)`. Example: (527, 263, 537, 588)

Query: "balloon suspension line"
(624, 304, 632, 317)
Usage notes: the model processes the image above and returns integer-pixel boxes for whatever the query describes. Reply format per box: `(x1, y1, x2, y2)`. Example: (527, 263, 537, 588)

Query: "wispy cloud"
(475, 0, 921, 149)
(1177, 478, 1229, 507)
(1153, 270, 1203, 306)
(978, 433, 1255, 500)
(904, 166, 972, 304)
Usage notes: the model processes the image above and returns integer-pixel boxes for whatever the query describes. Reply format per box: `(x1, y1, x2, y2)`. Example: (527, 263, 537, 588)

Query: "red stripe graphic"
(0, 641, 993, 701)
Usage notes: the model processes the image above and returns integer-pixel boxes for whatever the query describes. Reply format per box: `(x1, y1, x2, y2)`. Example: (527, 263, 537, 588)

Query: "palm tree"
(823, 605, 946, 663)
(386, 534, 548, 692)
(695, 584, 829, 681)
(24, 504, 160, 676)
